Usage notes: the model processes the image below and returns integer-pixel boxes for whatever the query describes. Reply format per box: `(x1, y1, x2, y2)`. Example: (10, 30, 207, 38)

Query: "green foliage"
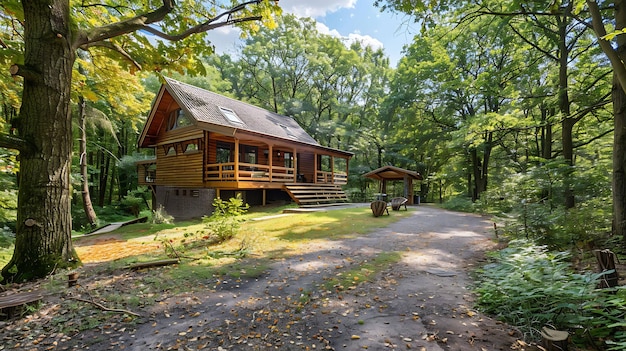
(475, 239, 626, 348)
(120, 187, 149, 217)
(203, 195, 249, 242)
(440, 196, 475, 213)
(0, 151, 17, 233)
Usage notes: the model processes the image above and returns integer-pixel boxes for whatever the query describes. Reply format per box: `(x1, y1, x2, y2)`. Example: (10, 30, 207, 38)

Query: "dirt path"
(3, 205, 526, 350)
(113, 205, 521, 350)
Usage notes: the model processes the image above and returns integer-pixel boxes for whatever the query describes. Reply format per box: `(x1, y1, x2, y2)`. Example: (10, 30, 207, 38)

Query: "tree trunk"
(614, 72, 626, 244)
(558, 4, 575, 209)
(98, 149, 109, 207)
(2, 0, 80, 282)
(78, 96, 98, 226)
(613, 0, 626, 246)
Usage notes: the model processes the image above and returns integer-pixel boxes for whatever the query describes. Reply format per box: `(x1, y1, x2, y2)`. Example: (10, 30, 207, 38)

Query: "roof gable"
(363, 166, 423, 181)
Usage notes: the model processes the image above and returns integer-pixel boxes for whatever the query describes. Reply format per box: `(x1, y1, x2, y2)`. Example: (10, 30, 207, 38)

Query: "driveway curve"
(118, 204, 521, 351)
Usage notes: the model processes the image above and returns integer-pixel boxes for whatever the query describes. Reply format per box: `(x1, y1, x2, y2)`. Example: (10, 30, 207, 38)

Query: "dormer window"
(219, 106, 243, 125)
(167, 108, 192, 131)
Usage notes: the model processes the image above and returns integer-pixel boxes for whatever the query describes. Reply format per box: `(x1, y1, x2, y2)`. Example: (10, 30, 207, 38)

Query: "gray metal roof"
(164, 77, 320, 146)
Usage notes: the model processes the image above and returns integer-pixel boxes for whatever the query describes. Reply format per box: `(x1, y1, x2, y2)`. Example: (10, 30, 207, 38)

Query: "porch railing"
(316, 170, 348, 185)
(205, 162, 295, 183)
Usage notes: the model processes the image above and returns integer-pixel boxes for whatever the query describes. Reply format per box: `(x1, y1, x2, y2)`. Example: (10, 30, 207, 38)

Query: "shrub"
(474, 240, 604, 342)
(120, 187, 149, 217)
(203, 195, 249, 242)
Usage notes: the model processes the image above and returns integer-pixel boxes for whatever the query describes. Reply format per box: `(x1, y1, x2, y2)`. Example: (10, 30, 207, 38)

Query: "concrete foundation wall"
(155, 187, 215, 219)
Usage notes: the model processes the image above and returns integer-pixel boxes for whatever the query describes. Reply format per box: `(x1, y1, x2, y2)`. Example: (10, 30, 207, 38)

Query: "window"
(167, 109, 192, 131)
(165, 145, 176, 156)
(219, 106, 243, 124)
(216, 142, 232, 163)
(284, 152, 293, 169)
(243, 145, 257, 164)
(183, 141, 199, 153)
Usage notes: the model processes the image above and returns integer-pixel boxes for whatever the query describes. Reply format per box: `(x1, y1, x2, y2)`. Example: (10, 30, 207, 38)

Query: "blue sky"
(205, 0, 419, 67)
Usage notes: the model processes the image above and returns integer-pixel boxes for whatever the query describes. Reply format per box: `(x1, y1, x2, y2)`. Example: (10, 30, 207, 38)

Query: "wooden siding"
(155, 126, 204, 146)
(155, 146, 204, 187)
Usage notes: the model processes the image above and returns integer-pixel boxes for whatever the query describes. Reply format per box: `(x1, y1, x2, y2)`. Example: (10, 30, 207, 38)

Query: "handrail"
(206, 162, 296, 182)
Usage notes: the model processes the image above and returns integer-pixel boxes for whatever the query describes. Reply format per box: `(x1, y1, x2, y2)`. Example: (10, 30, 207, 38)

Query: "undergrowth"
(474, 239, 626, 349)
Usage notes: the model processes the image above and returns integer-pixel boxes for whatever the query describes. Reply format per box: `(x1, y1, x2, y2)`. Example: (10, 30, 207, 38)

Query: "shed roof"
(363, 166, 423, 181)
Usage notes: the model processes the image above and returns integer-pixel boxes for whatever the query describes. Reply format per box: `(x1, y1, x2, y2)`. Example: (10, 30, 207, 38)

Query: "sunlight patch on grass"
(73, 206, 414, 286)
(323, 251, 402, 291)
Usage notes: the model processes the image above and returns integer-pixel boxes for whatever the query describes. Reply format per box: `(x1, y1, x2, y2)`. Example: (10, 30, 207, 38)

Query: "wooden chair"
(370, 200, 389, 217)
(390, 197, 408, 211)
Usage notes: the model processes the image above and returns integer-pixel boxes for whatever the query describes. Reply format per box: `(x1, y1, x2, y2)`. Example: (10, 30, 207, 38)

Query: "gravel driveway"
(124, 204, 521, 351)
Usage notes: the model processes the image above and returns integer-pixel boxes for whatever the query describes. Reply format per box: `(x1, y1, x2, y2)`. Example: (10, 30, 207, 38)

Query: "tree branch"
(0, 132, 33, 153)
(140, 15, 262, 41)
(80, 41, 142, 71)
(75, 0, 263, 49)
(587, 0, 626, 93)
(9, 64, 43, 83)
(67, 296, 141, 317)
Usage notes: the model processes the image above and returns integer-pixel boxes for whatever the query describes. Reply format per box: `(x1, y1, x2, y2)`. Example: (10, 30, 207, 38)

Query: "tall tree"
(0, 0, 279, 282)
(377, 0, 622, 239)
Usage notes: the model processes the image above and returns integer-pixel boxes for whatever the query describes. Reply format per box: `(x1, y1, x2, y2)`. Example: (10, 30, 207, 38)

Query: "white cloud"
(206, 1, 384, 58)
(278, 0, 357, 17)
(205, 26, 242, 55)
(315, 22, 384, 51)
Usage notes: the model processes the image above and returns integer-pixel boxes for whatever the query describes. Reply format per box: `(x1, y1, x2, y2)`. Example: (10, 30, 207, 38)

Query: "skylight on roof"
(219, 106, 243, 124)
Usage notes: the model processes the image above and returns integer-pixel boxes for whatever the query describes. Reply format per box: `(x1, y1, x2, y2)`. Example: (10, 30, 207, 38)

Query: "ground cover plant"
(474, 239, 626, 350)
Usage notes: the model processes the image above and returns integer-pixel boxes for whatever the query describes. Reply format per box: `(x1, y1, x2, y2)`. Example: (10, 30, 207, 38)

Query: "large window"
(243, 145, 257, 165)
(167, 109, 192, 131)
(283, 152, 293, 169)
(216, 142, 232, 163)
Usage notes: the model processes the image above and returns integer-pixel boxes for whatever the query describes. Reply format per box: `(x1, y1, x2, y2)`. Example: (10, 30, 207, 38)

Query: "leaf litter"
(0, 206, 534, 350)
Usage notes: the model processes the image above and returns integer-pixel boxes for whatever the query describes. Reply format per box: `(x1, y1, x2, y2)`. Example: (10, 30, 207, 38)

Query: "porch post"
(330, 156, 335, 184)
(234, 139, 240, 181)
(314, 153, 318, 184)
(268, 145, 273, 182)
(292, 147, 297, 183)
(404, 174, 409, 198)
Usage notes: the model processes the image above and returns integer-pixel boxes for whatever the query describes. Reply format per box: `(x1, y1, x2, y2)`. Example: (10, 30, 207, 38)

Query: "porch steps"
(284, 184, 349, 208)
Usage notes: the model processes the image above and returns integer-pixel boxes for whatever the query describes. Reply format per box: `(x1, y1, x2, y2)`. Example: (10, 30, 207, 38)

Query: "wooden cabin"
(137, 77, 353, 219)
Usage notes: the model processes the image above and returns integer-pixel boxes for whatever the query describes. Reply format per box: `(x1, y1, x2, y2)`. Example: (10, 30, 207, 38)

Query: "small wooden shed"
(363, 166, 423, 205)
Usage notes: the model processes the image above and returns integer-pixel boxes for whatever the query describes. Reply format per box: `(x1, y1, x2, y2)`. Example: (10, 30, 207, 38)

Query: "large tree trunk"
(2, 0, 80, 282)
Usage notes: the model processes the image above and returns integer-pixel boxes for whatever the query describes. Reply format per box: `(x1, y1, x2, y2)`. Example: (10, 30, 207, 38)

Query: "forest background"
(2, 3, 615, 247)
(1, 0, 626, 348)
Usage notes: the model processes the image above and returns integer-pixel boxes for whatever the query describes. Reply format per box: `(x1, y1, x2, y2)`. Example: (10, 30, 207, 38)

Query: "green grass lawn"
(0, 206, 414, 284)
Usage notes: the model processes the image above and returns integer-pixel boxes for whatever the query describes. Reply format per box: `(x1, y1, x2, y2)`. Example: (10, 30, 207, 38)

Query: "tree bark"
(558, 3, 575, 209)
(78, 96, 98, 226)
(2, 0, 80, 282)
(610, 0, 626, 246)
(614, 71, 626, 245)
